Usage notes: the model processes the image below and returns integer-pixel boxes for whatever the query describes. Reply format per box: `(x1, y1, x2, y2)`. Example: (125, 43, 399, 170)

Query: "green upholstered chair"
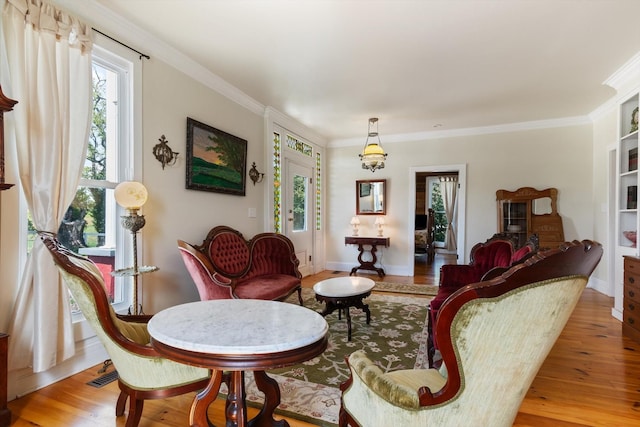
(339, 240, 602, 427)
(41, 233, 210, 427)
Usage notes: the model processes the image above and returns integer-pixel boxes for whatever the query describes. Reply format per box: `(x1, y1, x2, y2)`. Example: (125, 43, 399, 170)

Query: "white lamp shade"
(350, 216, 360, 225)
(375, 217, 385, 225)
(114, 181, 148, 210)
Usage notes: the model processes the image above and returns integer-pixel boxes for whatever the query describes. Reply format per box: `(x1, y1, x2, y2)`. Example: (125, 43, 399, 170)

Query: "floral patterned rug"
(374, 281, 439, 296)
(237, 288, 434, 426)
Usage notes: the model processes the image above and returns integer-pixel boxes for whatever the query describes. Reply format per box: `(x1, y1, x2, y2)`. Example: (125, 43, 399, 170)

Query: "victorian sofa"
(178, 226, 303, 304)
(339, 240, 602, 427)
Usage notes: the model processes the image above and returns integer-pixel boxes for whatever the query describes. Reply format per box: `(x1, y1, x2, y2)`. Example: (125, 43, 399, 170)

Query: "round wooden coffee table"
(313, 276, 375, 341)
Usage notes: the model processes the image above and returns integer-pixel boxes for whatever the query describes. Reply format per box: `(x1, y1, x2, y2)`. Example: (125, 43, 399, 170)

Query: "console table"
(345, 236, 390, 277)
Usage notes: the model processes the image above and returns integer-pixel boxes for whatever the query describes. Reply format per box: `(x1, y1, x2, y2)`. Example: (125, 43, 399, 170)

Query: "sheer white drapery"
(3, 0, 93, 372)
(440, 176, 458, 251)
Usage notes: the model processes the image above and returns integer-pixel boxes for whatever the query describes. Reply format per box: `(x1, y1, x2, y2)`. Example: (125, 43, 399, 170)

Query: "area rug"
(236, 288, 434, 426)
(374, 281, 439, 296)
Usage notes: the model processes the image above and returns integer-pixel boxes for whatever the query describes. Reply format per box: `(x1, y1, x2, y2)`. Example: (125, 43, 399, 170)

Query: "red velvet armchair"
(427, 233, 538, 366)
(178, 226, 303, 305)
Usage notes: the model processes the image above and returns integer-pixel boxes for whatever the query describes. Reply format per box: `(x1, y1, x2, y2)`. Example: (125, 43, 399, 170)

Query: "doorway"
(408, 165, 467, 276)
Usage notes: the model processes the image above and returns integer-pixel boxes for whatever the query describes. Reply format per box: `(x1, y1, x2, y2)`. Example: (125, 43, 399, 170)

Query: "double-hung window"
(26, 35, 141, 316)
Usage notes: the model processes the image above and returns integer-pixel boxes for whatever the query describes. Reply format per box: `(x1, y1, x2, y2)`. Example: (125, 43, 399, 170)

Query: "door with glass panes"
(285, 160, 314, 277)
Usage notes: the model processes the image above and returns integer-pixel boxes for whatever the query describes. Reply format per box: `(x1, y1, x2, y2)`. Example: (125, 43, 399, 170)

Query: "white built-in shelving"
(617, 94, 639, 251)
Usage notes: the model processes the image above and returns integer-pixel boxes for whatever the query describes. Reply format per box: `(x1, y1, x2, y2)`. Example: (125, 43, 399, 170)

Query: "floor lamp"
(113, 181, 157, 315)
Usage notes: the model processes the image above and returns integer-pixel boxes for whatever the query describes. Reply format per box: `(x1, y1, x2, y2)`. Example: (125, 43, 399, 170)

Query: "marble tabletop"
(148, 299, 328, 355)
(313, 276, 375, 298)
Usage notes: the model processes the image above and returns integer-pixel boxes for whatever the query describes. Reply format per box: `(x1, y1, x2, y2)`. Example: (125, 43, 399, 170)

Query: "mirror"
(356, 179, 386, 215)
(533, 197, 552, 215)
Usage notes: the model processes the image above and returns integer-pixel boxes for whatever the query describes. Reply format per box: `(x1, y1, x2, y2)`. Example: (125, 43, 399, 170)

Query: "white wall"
(139, 57, 265, 313)
(326, 124, 595, 276)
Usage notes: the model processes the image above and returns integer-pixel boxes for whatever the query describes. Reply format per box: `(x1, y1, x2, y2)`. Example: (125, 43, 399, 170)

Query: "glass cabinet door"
(500, 200, 528, 248)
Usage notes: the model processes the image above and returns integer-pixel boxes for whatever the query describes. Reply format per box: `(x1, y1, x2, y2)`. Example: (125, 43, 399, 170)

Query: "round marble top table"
(313, 276, 375, 341)
(148, 299, 329, 427)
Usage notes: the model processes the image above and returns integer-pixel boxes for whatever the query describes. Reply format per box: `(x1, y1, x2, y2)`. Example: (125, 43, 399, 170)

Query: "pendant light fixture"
(359, 117, 387, 172)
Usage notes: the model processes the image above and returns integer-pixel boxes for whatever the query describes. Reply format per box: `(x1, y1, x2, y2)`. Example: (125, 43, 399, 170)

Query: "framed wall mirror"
(356, 179, 386, 215)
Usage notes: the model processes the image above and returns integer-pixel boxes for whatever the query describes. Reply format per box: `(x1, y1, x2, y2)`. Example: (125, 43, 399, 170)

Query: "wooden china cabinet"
(0, 85, 17, 427)
(496, 187, 564, 250)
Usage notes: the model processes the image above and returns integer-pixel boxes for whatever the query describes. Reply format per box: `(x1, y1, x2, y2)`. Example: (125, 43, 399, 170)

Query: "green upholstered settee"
(339, 240, 602, 427)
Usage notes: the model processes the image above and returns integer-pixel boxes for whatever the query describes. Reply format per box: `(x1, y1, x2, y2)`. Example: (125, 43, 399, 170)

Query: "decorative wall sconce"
(374, 216, 386, 237)
(249, 162, 264, 185)
(350, 216, 360, 236)
(152, 135, 179, 169)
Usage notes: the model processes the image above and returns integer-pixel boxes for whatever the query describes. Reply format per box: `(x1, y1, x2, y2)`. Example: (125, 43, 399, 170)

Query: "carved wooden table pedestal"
(344, 236, 390, 278)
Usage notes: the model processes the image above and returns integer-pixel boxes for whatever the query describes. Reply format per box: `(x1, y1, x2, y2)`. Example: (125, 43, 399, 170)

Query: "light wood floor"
(7, 253, 640, 426)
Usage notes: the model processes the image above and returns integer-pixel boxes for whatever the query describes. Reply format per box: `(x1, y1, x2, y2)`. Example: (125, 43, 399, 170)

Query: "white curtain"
(440, 176, 458, 251)
(3, 0, 93, 372)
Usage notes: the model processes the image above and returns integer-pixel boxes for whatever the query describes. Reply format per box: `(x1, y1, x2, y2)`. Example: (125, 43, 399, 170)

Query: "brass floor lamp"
(112, 181, 157, 315)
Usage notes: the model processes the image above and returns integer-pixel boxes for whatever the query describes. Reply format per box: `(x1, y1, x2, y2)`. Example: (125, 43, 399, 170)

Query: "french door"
(285, 160, 314, 277)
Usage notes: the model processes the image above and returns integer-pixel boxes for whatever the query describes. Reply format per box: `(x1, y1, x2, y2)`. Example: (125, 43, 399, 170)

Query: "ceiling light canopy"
(359, 117, 387, 172)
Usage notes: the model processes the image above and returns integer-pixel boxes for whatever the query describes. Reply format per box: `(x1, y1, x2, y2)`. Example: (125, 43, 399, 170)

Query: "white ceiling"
(92, 0, 640, 142)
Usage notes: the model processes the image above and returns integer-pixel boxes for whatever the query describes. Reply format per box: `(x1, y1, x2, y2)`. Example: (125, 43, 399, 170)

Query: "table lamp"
(350, 216, 360, 236)
(374, 217, 385, 237)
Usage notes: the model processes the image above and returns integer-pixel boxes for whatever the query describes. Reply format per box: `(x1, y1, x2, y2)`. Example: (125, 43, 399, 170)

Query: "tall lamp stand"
(112, 182, 157, 316)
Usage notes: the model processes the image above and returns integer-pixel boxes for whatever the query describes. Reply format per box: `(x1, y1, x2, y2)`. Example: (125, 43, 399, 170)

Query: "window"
(25, 37, 140, 315)
(427, 177, 448, 246)
(292, 174, 308, 231)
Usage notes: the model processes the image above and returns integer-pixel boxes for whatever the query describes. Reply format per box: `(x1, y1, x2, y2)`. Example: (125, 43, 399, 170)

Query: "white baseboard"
(612, 307, 623, 322)
(587, 276, 612, 297)
(8, 337, 108, 401)
(324, 262, 411, 277)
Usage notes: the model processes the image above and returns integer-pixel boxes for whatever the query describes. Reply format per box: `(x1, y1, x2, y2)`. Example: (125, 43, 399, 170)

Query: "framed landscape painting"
(186, 117, 247, 196)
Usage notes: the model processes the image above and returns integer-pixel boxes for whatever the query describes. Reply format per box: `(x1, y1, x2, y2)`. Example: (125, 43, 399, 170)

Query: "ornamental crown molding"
(603, 51, 640, 93)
